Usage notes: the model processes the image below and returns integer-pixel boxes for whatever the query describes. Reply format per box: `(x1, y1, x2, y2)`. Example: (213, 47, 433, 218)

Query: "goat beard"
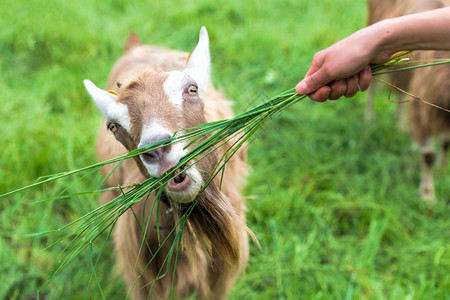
(163, 149, 245, 270)
(172, 182, 246, 271)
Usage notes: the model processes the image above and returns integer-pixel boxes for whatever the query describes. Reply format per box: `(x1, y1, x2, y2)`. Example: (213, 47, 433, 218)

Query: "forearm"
(296, 7, 450, 101)
(374, 7, 450, 56)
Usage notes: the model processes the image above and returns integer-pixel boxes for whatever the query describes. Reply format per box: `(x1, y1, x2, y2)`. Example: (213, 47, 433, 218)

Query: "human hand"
(296, 7, 450, 102)
(295, 24, 393, 101)
(296, 64, 372, 102)
(296, 40, 374, 101)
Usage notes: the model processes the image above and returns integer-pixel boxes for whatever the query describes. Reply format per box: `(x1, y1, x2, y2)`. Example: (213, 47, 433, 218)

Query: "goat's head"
(84, 27, 213, 204)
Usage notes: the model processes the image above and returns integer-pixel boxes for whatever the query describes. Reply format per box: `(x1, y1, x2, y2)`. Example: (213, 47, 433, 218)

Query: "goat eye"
(187, 85, 198, 95)
(107, 121, 118, 133)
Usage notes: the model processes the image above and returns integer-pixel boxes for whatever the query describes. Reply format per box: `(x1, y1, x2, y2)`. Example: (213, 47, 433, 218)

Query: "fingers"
(344, 75, 359, 98)
(359, 65, 372, 91)
(308, 86, 332, 102)
(302, 66, 372, 102)
(329, 80, 347, 100)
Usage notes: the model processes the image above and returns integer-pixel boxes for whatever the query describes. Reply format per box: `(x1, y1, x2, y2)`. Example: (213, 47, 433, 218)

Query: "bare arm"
(380, 7, 450, 53)
(296, 7, 450, 102)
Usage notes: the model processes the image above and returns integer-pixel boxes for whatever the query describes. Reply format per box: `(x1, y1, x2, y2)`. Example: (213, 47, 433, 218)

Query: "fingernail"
(296, 80, 309, 94)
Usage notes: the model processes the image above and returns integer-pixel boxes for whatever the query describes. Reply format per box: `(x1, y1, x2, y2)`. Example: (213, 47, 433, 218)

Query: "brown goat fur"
(87, 29, 249, 299)
(408, 50, 450, 202)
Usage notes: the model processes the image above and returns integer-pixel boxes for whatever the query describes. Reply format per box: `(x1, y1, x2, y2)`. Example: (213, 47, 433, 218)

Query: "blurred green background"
(1, 0, 449, 299)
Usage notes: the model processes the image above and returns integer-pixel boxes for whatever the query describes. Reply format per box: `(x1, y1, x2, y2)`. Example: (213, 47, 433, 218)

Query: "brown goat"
(84, 27, 249, 299)
(367, 0, 450, 202)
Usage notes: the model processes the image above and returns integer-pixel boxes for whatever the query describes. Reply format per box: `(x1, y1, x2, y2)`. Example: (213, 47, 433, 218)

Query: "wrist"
(372, 19, 400, 58)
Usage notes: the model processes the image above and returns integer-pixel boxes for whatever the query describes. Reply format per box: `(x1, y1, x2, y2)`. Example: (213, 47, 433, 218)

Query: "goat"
(83, 27, 249, 299)
(367, 0, 450, 202)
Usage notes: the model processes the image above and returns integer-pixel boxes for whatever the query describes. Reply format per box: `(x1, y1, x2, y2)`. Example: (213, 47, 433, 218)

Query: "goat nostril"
(162, 142, 172, 153)
(140, 151, 157, 164)
(140, 147, 166, 164)
(139, 133, 173, 164)
(143, 152, 155, 160)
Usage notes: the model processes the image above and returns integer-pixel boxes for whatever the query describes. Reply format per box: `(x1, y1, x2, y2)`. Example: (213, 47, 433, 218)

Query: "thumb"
(296, 69, 328, 95)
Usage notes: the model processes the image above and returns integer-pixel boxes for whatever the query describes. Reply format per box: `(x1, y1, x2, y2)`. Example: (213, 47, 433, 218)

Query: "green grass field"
(1, 0, 449, 299)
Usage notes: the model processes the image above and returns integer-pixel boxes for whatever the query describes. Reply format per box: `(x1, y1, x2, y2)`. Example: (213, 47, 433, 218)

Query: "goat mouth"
(166, 165, 191, 193)
(162, 163, 202, 204)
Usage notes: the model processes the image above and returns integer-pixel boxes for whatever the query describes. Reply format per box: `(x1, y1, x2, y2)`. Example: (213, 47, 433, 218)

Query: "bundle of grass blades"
(1, 53, 450, 283)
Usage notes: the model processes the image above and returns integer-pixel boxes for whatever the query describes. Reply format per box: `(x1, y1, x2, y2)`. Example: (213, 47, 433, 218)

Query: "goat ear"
(83, 79, 118, 116)
(83, 79, 130, 130)
(186, 26, 211, 90)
